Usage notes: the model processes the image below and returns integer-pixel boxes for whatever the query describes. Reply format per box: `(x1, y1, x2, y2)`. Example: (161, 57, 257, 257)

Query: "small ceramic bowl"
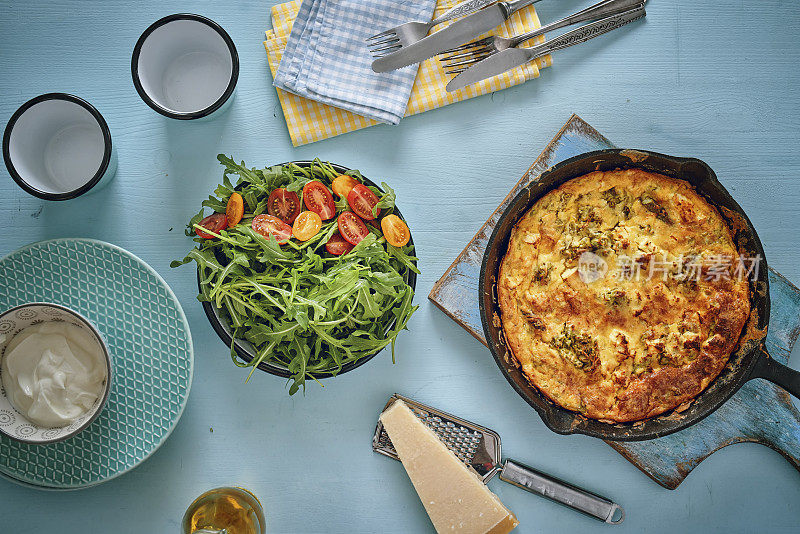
(3, 93, 116, 200)
(0, 303, 112, 444)
(132, 13, 239, 120)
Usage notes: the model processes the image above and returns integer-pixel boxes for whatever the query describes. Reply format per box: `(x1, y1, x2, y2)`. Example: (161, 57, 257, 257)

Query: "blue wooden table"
(1, 1, 799, 532)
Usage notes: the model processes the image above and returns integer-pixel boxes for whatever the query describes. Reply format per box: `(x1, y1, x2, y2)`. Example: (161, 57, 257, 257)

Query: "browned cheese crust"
(497, 169, 750, 422)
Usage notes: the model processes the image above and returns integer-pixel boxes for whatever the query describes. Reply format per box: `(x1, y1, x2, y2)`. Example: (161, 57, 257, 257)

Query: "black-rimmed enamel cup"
(3, 93, 116, 201)
(132, 14, 239, 120)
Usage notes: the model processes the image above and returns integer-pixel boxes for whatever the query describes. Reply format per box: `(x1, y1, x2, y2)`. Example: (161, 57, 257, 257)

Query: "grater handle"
(499, 459, 624, 524)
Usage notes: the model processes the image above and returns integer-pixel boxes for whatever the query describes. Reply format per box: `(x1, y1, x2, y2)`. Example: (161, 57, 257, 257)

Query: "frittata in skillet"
(497, 169, 750, 422)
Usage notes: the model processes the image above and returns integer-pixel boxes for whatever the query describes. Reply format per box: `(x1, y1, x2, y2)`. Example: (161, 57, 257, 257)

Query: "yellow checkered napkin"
(264, 0, 552, 146)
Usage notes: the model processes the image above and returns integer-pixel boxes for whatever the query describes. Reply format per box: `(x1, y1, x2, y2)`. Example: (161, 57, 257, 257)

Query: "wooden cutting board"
(428, 114, 800, 490)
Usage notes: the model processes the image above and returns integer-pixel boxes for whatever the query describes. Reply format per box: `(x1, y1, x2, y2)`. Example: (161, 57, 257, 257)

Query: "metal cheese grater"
(373, 394, 625, 525)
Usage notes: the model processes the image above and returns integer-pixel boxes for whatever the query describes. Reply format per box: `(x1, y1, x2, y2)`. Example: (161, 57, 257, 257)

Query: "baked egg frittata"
(497, 169, 750, 422)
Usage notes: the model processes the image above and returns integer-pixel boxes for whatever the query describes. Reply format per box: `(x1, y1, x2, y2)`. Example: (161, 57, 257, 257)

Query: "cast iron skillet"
(199, 161, 417, 379)
(480, 149, 800, 441)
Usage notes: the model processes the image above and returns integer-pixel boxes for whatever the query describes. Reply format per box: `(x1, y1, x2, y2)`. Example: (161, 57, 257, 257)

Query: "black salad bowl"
(198, 161, 417, 379)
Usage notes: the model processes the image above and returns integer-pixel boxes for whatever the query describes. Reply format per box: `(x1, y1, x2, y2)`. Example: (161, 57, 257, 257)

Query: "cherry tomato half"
(332, 175, 358, 198)
(347, 183, 381, 220)
(325, 233, 354, 256)
(292, 211, 322, 241)
(267, 188, 302, 224)
(380, 214, 411, 247)
(196, 213, 228, 239)
(337, 212, 369, 246)
(226, 192, 245, 228)
(302, 181, 336, 220)
(252, 214, 292, 244)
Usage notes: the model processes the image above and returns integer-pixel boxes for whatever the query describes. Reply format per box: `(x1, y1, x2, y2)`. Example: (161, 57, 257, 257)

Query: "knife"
(446, 6, 646, 92)
(372, 0, 542, 73)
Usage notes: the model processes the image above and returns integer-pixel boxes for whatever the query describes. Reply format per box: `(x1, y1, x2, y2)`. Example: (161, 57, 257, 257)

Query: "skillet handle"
(750, 348, 800, 398)
(499, 459, 624, 524)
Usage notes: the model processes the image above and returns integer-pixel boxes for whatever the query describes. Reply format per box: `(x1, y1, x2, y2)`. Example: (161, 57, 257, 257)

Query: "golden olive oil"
(182, 487, 265, 534)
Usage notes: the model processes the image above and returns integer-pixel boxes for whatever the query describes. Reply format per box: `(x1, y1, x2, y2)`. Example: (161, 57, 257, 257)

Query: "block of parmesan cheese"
(380, 400, 519, 534)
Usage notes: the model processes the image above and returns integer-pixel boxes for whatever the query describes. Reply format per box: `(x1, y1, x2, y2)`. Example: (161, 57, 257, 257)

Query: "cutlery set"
(366, 0, 499, 55)
(368, 0, 646, 91)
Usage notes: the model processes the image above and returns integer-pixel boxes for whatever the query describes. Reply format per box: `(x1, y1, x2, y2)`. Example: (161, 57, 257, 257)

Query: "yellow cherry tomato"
(331, 175, 359, 198)
(292, 211, 322, 241)
(380, 214, 410, 247)
(226, 192, 245, 228)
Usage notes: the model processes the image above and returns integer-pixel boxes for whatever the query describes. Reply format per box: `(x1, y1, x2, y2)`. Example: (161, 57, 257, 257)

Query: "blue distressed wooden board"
(428, 114, 800, 490)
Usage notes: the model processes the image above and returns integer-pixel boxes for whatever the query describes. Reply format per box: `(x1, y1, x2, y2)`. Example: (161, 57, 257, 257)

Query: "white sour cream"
(1, 322, 107, 428)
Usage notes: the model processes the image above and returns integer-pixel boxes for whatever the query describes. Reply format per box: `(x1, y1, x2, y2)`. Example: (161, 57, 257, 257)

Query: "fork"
(440, 0, 644, 73)
(367, 0, 501, 58)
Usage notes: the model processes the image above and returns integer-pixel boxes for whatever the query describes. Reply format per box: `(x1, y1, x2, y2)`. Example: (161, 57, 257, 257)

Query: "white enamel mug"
(131, 14, 239, 120)
(3, 93, 116, 201)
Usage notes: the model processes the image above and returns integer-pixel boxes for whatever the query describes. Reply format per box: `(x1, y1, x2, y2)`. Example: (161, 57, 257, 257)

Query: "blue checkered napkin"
(273, 0, 437, 125)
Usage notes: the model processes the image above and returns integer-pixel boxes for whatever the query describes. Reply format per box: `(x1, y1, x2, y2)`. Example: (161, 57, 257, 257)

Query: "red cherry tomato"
(267, 188, 302, 223)
(252, 214, 292, 244)
(337, 212, 370, 246)
(302, 181, 336, 220)
(347, 184, 381, 220)
(195, 213, 228, 239)
(325, 233, 354, 256)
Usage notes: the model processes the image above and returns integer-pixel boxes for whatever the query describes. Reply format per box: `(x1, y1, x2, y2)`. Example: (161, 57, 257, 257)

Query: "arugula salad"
(172, 156, 419, 394)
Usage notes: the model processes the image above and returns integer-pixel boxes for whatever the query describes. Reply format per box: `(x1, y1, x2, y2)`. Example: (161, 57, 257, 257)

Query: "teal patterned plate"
(0, 239, 193, 489)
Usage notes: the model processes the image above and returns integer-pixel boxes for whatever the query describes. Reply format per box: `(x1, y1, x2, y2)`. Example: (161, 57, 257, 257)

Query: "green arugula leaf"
(375, 182, 396, 210)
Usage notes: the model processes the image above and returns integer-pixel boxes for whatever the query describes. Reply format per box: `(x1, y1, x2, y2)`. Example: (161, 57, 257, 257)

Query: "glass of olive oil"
(182, 487, 266, 534)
